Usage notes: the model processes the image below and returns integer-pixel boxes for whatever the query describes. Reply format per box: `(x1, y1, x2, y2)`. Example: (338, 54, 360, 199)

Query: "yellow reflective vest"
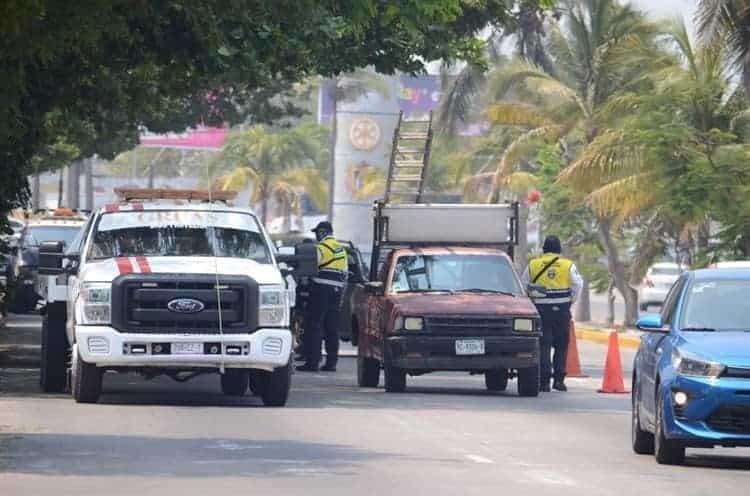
(529, 253, 573, 304)
(314, 236, 347, 287)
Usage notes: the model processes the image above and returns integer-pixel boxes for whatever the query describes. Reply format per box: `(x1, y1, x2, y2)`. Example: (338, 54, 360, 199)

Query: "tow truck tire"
(485, 369, 509, 391)
(71, 346, 102, 403)
(259, 362, 292, 407)
(220, 369, 249, 396)
(517, 365, 540, 397)
(383, 355, 406, 393)
(40, 303, 67, 393)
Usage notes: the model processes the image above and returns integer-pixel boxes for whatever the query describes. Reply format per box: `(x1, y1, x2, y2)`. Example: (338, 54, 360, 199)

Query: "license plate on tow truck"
(173, 342, 202, 354)
(455, 339, 485, 355)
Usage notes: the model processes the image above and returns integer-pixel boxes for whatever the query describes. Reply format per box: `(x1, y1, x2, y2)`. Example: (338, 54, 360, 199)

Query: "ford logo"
(167, 298, 205, 314)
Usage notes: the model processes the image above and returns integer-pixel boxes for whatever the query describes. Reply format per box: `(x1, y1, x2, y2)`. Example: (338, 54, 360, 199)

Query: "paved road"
(1, 315, 749, 495)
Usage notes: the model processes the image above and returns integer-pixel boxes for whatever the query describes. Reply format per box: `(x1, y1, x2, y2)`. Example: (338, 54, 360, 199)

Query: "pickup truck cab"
(38, 189, 315, 406)
(354, 202, 542, 396)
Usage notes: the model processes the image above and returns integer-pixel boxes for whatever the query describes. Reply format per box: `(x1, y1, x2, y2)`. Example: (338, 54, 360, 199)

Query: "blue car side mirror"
(636, 313, 669, 333)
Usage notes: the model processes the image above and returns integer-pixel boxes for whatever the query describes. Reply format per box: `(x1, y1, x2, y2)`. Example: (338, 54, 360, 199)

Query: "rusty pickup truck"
(353, 201, 543, 396)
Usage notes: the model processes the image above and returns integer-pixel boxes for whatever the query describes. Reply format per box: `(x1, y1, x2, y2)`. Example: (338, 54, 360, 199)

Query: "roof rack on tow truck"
(113, 188, 238, 203)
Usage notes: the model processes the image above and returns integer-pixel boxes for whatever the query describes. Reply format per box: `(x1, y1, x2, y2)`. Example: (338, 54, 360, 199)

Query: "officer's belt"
(313, 269, 346, 288)
(312, 277, 346, 288)
(533, 288, 572, 305)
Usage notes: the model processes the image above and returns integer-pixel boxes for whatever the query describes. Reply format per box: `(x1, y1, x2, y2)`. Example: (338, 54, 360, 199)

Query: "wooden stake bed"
(114, 188, 237, 202)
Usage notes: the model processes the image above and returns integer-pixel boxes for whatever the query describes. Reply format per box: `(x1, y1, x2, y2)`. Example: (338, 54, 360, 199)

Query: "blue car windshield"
(681, 279, 750, 331)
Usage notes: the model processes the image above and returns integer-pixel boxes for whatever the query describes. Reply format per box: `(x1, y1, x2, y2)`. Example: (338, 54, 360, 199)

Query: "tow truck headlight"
(79, 283, 111, 324)
(259, 286, 288, 327)
(394, 316, 423, 331)
(672, 349, 724, 378)
(514, 319, 534, 332)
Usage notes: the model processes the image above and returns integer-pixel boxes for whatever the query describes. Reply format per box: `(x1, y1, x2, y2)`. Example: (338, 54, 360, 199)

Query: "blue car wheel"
(632, 377, 654, 454)
(654, 389, 686, 465)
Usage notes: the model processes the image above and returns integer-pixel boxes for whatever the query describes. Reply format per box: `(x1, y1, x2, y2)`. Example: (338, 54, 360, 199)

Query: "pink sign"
(139, 126, 227, 150)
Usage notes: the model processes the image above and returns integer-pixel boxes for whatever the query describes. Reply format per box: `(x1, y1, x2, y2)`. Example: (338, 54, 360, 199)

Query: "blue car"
(632, 268, 750, 465)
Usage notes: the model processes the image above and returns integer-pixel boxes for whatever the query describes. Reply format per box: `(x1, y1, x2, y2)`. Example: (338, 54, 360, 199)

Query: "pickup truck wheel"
(71, 345, 102, 404)
(40, 303, 67, 393)
(485, 369, 508, 392)
(654, 391, 685, 465)
(517, 365, 540, 397)
(350, 320, 359, 347)
(260, 362, 292, 407)
(220, 369, 249, 396)
(384, 357, 406, 393)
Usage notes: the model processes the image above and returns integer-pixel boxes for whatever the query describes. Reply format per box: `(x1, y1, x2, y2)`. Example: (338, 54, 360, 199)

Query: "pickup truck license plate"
(173, 342, 202, 354)
(455, 339, 485, 355)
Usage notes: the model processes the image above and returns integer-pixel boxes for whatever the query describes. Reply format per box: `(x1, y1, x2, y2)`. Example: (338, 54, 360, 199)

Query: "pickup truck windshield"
(89, 210, 271, 263)
(390, 254, 521, 295)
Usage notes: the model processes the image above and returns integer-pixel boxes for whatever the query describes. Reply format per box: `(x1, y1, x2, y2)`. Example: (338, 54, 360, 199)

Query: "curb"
(575, 327, 641, 349)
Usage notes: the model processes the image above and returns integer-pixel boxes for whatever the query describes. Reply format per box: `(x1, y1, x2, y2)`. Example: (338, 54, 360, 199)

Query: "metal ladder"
(384, 111, 434, 203)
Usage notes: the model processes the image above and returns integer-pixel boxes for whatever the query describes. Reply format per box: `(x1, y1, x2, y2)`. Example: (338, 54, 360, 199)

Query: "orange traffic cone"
(565, 320, 588, 378)
(598, 331, 629, 394)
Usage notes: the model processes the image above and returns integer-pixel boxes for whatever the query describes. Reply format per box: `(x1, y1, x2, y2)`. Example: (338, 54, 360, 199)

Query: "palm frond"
(585, 172, 659, 220)
(485, 102, 551, 128)
(497, 124, 568, 176)
(221, 166, 258, 192)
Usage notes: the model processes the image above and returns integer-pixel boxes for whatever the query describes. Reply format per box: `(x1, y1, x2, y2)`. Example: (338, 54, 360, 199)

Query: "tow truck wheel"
(383, 354, 406, 393)
(259, 362, 292, 407)
(71, 345, 102, 404)
(220, 369, 249, 396)
(40, 303, 67, 393)
(517, 365, 540, 397)
(485, 369, 509, 392)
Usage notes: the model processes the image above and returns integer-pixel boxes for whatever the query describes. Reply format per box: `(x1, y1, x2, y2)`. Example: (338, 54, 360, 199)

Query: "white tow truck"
(38, 189, 316, 406)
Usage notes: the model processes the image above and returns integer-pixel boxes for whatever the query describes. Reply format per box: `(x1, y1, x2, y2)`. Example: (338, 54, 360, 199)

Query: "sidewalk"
(574, 321, 642, 349)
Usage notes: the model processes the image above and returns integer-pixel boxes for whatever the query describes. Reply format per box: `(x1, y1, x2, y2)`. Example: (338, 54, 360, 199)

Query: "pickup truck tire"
(71, 346, 102, 403)
(357, 340, 380, 388)
(259, 362, 292, 407)
(40, 303, 67, 393)
(383, 353, 406, 393)
(485, 369, 509, 391)
(517, 365, 540, 397)
(350, 319, 359, 347)
(220, 369, 249, 396)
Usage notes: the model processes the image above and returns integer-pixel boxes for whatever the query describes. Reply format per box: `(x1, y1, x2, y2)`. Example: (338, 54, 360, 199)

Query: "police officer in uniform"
(522, 235, 583, 392)
(297, 221, 347, 372)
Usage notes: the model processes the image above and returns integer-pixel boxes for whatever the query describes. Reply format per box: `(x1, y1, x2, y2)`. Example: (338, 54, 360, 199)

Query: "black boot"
(320, 363, 337, 372)
(553, 379, 567, 392)
(296, 364, 319, 372)
(540, 381, 551, 392)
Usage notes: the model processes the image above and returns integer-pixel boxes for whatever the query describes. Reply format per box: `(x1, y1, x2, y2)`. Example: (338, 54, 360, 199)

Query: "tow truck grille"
(707, 406, 750, 434)
(425, 316, 513, 336)
(111, 274, 257, 334)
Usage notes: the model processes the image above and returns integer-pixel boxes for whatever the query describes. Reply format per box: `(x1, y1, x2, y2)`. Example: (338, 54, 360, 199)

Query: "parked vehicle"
(353, 201, 543, 396)
(38, 189, 315, 405)
(632, 268, 750, 465)
(638, 262, 686, 311)
(11, 210, 86, 313)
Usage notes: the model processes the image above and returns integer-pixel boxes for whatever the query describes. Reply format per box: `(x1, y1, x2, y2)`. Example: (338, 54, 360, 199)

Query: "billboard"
(139, 126, 227, 150)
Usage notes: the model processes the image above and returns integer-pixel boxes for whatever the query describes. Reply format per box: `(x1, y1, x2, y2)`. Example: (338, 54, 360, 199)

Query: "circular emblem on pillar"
(348, 117, 381, 151)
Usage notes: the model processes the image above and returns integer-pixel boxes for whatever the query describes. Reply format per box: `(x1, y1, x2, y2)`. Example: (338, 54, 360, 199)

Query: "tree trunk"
(66, 161, 80, 209)
(574, 279, 591, 322)
(57, 167, 64, 208)
(606, 279, 615, 326)
(597, 219, 639, 326)
(260, 183, 269, 226)
(327, 78, 338, 222)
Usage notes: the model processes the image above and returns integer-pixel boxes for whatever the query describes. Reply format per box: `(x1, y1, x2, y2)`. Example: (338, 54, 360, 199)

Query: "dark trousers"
(305, 282, 342, 367)
(537, 303, 571, 384)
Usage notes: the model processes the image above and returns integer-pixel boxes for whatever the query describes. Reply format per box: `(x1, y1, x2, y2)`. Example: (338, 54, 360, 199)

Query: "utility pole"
(66, 161, 80, 209)
(85, 158, 94, 210)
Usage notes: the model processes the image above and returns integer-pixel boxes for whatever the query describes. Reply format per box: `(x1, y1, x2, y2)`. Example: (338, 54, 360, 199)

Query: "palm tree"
(697, 0, 750, 94)
(490, 0, 662, 325)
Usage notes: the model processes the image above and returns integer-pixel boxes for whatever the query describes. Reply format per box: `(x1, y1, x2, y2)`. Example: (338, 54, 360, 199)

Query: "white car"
(638, 262, 685, 311)
(38, 190, 314, 406)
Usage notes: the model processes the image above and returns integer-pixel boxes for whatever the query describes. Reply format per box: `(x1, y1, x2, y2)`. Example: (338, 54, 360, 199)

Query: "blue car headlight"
(672, 348, 725, 378)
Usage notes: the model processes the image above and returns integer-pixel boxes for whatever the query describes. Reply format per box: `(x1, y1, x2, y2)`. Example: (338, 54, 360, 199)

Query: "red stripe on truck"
(135, 256, 151, 274)
(115, 257, 133, 274)
(104, 204, 120, 213)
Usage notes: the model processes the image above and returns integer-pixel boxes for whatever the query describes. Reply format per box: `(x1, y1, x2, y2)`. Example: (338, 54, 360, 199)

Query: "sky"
(629, 0, 698, 30)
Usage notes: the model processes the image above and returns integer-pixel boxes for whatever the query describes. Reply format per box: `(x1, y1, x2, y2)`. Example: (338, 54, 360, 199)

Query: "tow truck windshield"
(390, 254, 521, 295)
(88, 210, 271, 262)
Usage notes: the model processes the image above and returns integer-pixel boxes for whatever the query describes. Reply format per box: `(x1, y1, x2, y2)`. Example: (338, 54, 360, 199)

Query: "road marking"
(465, 454, 494, 464)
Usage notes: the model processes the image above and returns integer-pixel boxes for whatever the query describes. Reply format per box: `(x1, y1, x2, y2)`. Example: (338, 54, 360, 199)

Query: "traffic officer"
(522, 235, 583, 392)
(297, 221, 347, 372)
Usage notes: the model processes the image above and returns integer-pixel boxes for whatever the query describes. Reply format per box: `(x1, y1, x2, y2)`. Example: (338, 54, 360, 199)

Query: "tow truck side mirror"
(277, 242, 318, 278)
(38, 241, 65, 275)
(365, 281, 384, 296)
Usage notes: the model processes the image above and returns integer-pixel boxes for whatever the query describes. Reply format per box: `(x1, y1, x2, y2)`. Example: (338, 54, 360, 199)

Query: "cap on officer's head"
(542, 235, 562, 254)
(311, 221, 333, 234)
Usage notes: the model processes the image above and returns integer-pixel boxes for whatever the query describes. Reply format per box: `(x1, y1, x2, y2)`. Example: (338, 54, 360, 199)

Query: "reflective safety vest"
(529, 253, 573, 305)
(314, 236, 347, 287)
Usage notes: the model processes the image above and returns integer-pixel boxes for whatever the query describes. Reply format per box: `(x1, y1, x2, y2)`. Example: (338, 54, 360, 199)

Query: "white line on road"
(465, 454, 494, 464)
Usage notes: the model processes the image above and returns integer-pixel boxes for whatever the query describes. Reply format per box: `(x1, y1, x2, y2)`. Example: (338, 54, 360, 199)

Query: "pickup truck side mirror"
(38, 241, 66, 275)
(365, 281, 384, 296)
(277, 242, 318, 278)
